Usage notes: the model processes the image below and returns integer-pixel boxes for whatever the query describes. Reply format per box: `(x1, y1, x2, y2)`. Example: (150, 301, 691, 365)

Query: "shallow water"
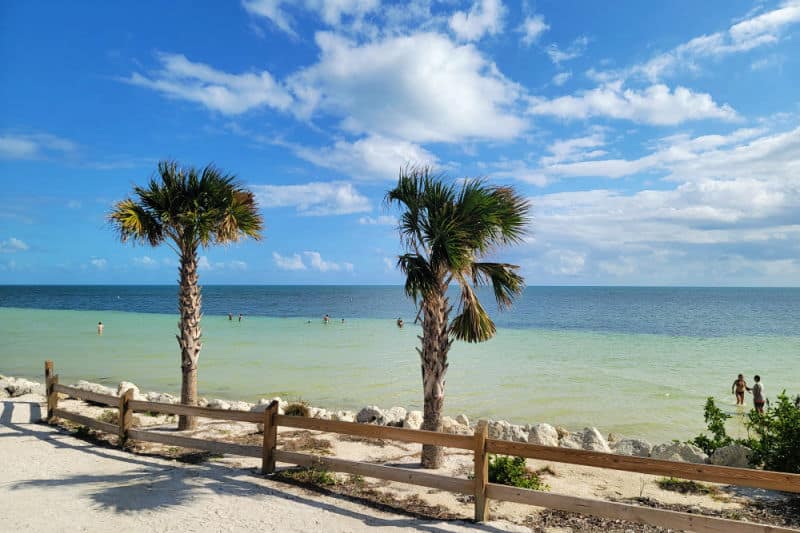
(1, 301, 797, 443)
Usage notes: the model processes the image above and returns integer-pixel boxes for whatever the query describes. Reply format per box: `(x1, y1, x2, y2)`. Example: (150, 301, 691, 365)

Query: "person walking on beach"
(97, 321, 104, 335)
(732, 374, 748, 405)
(752, 375, 765, 413)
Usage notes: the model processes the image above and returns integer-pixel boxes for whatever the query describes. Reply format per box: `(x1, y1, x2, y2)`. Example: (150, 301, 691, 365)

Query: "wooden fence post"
(44, 360, 55, 420)
(262, 400, 279, 475)
(474, 419, 489, 522)
(118, 388, 134, 445)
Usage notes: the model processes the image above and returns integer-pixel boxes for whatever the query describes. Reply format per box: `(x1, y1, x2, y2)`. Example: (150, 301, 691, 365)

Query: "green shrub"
(487, 455, 548, 491)
(690, 397, 732, 455)
(285, 401, 310, 417)
(744, 391, 800, 473)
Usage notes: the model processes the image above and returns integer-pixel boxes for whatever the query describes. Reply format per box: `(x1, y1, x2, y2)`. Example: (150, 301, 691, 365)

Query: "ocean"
(1, 285, 798, 443)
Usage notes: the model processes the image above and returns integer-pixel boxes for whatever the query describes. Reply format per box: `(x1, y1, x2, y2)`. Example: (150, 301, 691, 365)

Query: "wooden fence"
(43, 361, 800, 533)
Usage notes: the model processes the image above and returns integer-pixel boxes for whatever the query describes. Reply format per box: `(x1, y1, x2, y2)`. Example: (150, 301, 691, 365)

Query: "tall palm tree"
(108, 160, 263, 430)
(386, 166, 529, 468)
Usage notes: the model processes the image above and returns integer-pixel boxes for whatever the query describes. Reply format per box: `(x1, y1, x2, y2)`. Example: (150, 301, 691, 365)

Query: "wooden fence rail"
(43, 360, 800, 533)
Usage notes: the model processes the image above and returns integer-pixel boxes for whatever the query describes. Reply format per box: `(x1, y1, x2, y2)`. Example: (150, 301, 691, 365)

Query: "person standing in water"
(396, 317, 404, 328)
(752, 375, 765, 413)
(731, 374, 748, 405)
(97, 321, 104, 335)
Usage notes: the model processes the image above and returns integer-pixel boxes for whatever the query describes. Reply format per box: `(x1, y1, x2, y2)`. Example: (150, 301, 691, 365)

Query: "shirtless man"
(731, 373, 748, 405)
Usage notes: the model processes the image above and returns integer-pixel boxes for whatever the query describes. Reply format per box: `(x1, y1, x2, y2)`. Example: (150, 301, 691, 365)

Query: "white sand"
(0, 396, 526, 533)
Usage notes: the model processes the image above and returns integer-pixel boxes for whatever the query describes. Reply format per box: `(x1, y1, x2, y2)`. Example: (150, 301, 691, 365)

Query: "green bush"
(690, 397, 732, 455)
(285, 401, 310, 417)
(487, 455, 548, 491)
(744, 392, 800, 473)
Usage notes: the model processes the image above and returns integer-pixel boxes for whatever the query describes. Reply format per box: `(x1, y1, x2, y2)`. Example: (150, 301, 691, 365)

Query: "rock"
(607, 432, 622, 444)
(613, 438, 653, 457)
(559, 433, 583, 449)
(117, 381, 146, 401)
(488, 420, 529, 442)
(555, 425, 570, 439)
(403, 410, 423, 430)
(578, 427, 612, 453)
(250, 398, 285, 415)
(356, 405, 385, 425)
(207, 398, 231, 410)
(441, 416, 471, 435)
(74, 380, 116, 398)
(228, 401, 253, 412)
(3, 377, 45, 397)
(331, 410, 355, 423)
(528, 423, 559, 447)
(145, 391, 178, 404)
(383, 406, 407, 427)
(309, 407, 332, 420)
(455, 414, 470, 427)
(651, 442, 708, 464)
(710, 444, 752, 468)
(198, 397, 209, 408)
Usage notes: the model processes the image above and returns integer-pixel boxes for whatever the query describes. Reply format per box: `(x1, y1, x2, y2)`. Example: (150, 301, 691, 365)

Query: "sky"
(1, 0, 799, 286)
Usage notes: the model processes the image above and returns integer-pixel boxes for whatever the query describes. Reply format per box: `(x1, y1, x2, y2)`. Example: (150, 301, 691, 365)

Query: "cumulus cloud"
(551, 71, 571, 86)
(273, 251, 306, 270)
(0, 133, 77, 160)
(273, 250, 351, 272)
(288, 31, 525, 143)
(293, 135, 437, 180)
(243, 0, 380, 36)
(528, 82, 737, 125)
(126, 52, 292, 115)
(449, 0, 505, 41)
(133, 256, 159, 268)
(546, 36, 588, 65)
(253, 181, 371, 215)
(0, 237, 29, 253)
(519, 14, 549, 46)
(90, 258, 107, 269)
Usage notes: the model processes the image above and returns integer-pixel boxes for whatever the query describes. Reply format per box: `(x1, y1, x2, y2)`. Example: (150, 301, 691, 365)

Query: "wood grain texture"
(128, 400, 262, 423)
(53, 408, 118, 435)
(127, 429, 262, 458)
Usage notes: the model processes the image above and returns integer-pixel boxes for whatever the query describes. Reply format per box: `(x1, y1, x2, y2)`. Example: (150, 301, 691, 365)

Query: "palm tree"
(386, 166, 529, 468)
(108, 160, 263, 430)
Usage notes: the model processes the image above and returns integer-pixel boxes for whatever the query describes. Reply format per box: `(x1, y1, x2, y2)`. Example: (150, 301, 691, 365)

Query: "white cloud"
(273, 251, 307, 270)
(383, 256, 396, 271)
(540, 132, 607, 166)
(133, 256, 159, 268)
(229, 260, 248, 271)
(0, 237, 29, 253)
(294, 135, 437, 180)
(449, 0, 505, 41)
(0, 133, 77, 160)
(197, 256, 212, 270)
(90, 258, 107, 269)
(519, 14, 548, 46)
(127, 52, 292, 115)
(546, 36, 588, 65)
(289, 31, 525, 143)
(544, 249, 586, 275)
(253, 181, 371, 215)
(551, 71, 571, 86)
(304, 250, 343, 272)
(528, 82, 737, 125)
(602, 2, 800, 82)
(359, 215, 397, 225)
(243, 0, 380, 36)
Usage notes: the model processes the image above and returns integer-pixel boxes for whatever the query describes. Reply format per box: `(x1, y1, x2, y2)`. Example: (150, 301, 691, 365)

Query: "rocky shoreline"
(0, 374, 750, 468)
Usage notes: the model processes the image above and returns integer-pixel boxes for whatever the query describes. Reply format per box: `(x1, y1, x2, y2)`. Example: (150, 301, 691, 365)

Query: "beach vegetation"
(657, 477, 718, 496)
(284, 401, 311, 417)
(108, 160, 263, 430)
(386, 166, 529, 468)
(690, 397, 733, 455)
(280, 467, 337, 486)
(485, 455, 548, 491)
(745, 391, 800, 473)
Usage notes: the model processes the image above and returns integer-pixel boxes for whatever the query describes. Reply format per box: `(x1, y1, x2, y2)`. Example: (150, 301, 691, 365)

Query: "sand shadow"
(1, 400, 508, 532)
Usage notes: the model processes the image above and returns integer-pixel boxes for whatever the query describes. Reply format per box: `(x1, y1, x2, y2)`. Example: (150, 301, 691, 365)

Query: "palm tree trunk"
(420, 283, 450, 469)
(177, 244, 202, 430)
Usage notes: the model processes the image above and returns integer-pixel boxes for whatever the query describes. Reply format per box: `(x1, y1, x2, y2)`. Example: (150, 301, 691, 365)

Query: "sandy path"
(0, 397, 530, 533)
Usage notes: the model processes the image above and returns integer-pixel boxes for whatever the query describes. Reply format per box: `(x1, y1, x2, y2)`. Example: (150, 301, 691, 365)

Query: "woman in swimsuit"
(731, 374, 748, 405)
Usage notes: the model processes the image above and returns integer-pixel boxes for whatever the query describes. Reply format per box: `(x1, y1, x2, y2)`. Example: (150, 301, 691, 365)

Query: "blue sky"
(1, 0, 799, 285)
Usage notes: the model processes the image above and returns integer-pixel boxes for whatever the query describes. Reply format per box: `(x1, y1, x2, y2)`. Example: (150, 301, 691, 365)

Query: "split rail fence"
(44, 361, 800, 533)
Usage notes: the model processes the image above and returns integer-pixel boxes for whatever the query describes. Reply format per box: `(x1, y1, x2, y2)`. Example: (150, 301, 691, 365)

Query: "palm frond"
(397, 253, 437, 304)
(449, 280, 496, 343)
(107, 198, 164, 246)
(471, 262, 524, 310)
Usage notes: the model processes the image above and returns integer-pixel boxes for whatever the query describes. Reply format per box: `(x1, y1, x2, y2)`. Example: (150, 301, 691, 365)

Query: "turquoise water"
(2, 305, 797, 443)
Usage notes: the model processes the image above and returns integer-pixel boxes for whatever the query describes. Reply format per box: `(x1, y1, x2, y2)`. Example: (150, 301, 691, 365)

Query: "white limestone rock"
(73, 380, 116, 398)
(488, 420, 529, 442)
(309, 407, 332, 420)
(332, 410, 355, 423)
(613, 439, 653, 457)
(207, 398, 231, 410)
(116, 381, 146, 401)
(356, 405, 385, 425)
(710, 444, 752, 468)
(578, 427, 612, 453)
(198, 397, 209, 408)
(145, 391, 178, 404)
(455, 414, 470, 427)
(528, 423, 559, 447)
(384, 406, 407, 427)
(4, 377, 45, 397)
(403, 410, 423, 430)
(651, 442, 708, 464)
(559, 433, 583, 449)
(441, 416, 472, 435)
(555, 426, 570, 439)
